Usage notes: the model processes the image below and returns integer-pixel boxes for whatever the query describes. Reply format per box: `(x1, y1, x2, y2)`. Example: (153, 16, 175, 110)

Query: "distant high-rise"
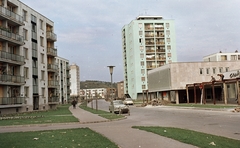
(56, 57, 71, 104)
(70, 64, 80, 97)
(122, 16, 177, 99)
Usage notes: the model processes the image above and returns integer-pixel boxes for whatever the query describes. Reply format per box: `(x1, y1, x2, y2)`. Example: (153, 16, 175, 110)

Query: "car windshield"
(125, 98, 132, 101)
(113, 100, 123, 104)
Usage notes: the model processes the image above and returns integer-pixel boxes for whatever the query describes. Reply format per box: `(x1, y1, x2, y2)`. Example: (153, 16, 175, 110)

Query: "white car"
(123, 98, 134, 105)
(109, 100, 129, 114)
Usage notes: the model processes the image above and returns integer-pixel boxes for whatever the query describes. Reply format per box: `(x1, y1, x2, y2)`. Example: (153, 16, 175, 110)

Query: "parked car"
(123, 98, 134, 105)
(109, 100, 129, 114)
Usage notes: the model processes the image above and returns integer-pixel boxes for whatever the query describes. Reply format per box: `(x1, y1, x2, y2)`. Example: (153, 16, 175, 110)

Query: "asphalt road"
(89, 99, 240, 141)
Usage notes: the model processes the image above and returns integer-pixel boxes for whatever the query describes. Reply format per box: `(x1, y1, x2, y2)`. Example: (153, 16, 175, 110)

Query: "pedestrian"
(72, 99, 77, 109)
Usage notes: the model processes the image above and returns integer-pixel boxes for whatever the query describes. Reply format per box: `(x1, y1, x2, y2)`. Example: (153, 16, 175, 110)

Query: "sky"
(21, 0, 240, 82)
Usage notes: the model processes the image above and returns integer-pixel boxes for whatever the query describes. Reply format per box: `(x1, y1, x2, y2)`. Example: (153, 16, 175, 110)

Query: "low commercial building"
(148, 61, 240, 104)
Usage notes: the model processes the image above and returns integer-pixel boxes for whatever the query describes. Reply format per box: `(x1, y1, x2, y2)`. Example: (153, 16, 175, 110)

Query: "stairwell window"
(199, 68, 203, 75)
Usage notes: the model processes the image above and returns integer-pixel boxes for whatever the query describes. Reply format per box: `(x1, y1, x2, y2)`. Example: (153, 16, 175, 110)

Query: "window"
(221, 55, 227, 61)
(139, 31, 143, 36)
(166, 30, 170, 36)
(138, 23, 142, 28)
(141, 69, 145, 74)
(23, 10, 27, 21)
(24, 87, 29, 97)
(40, 19, 43, 30)
(212, 67, 216, 74)
(40, 37, 44, 46)
(42, 88, 45, 98)
(166, 23, 170, 28)
(41, 53, 44, 63)
(167, 38, 171, 43)
(24, 67, 29, 79)
(225, 67, 229, 72)
(167, 53, 171, 57)
(206, 68, 210, 74)
(141, 77, 145, 81)
(140, 53, 144, 59)
(140, 46, 144, 52)
(219, 67, 223, 73)
(139, 38, 142, 43)
(23, 29, 27, 40)
(142, 85, 146, 90)
(199, 68, 203, 74)
(23, 48, 28, 59)
(167, 45, 171, 50)
(140, 61, 144, 66)
(41, 70, 45, 80)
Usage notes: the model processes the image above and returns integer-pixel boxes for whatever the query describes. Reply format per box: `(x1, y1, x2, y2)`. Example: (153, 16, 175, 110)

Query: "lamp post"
(108, 66, 115, 102)
(85, 84, 87, 106)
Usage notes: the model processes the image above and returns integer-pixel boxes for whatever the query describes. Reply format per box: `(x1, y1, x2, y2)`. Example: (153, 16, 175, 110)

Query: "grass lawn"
(79, 103, 125, 120)
(0, 104, 78, 126)
(168, 104, 238, 109)
(0, 128, 118, 148)
(133, 126, 240, 148)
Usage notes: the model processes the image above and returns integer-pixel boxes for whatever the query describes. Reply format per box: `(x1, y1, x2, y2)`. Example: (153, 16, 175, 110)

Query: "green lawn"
(0, 128, 118, 148)
(133, 126, 240, 148)
(79, 103, 125, 120)
(0, 104, 78, 126)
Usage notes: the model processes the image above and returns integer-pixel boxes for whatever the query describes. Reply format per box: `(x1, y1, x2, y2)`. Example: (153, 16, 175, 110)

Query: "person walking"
(71, 99, 77, 109)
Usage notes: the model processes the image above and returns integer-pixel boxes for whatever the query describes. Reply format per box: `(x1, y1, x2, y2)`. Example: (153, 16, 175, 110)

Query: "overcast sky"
(21, 0, 240, 82)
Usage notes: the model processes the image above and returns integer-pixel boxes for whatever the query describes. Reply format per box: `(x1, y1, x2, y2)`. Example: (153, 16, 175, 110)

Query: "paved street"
(0, 100, 240, 148)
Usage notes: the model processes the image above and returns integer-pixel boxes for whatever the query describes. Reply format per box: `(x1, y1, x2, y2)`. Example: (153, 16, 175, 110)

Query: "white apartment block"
(122, 16, 177, 100)
(203, 50, 240, 62)
(0, 0, 59, 114)
(80, 88, 106, 100)
(69, 63, 80, 97)
(56, 56, 71, 104)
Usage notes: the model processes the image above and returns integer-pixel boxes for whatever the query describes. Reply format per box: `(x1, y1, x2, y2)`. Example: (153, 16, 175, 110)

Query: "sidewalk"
(69, 103, 109, 124)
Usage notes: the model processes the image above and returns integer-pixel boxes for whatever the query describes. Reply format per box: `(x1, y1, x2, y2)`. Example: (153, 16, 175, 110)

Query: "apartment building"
(203, 50, 240, 62)
(69, 63, 80, 98)
(56, 56, 71, 104)
(81, 88, 106, 100)
(122, 16, 177, 100)
(0, 0, 58, 114)
(117, 81, 124, 99)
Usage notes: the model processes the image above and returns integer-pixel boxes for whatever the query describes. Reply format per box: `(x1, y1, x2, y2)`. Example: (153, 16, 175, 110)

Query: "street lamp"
(107, 66, 115, 102)
(85, 84, 87, 106)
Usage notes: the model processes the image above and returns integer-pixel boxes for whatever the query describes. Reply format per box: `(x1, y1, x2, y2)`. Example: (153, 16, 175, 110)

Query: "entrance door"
(33, 97, 39, 110)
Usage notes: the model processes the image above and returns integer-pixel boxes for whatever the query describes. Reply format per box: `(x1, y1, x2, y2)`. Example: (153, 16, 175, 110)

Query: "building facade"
(122, 16, 177, 100)
(69, 63, 80, 98)
(56, 56, 71, 104)
(148, 61, 240, 104)
(0, 0, 59, 114)
(203, 50, 240, 62)
(80, 88, 106, 100)
(117, 81, 124, 99)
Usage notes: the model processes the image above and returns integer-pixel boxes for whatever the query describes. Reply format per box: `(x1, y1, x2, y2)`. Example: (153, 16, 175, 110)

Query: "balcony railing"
(48, 80, 59, 88)
(0, 28, 24, 45)
(0, 75, 25, 84)
(46, 31, 57, 41)
(0, 97, 25, 105)
(0, 50, 24, 65)
(0, 6, 24, 25)
(47, 47, 57, 57)
(47, 64, 58, 72)
(48, 96, 59, 103)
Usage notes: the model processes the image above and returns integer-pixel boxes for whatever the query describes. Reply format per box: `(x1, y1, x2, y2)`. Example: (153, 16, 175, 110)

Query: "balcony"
(46, 31, 57, 42)
(47, 64, 58, 72)
(0, 50, 24, 65)
(0, 97, 25, 105)
(47, 47, 57, 57)
(0, 75, 25, 85)
(67, 90, 71, 94)
(0, 6, 24, 26)
(48, 80, 59, 88)
(0, 28, 24, 45)
(48, 96, 59, 104)
(66, 73, 71, 78)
